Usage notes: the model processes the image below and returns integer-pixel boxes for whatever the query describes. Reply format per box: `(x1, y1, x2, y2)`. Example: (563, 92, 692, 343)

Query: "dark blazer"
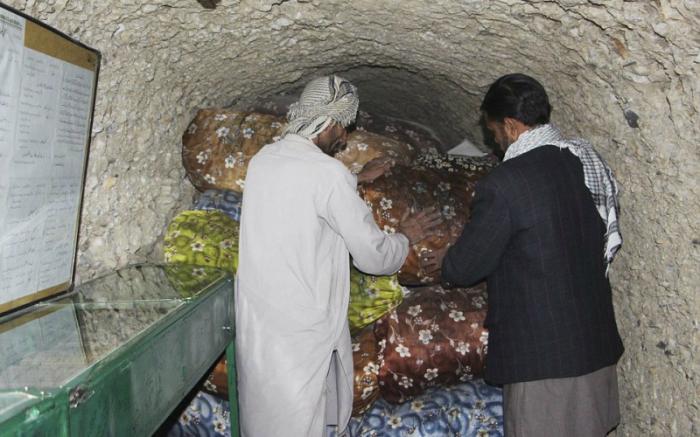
(442, 145, 624, 385)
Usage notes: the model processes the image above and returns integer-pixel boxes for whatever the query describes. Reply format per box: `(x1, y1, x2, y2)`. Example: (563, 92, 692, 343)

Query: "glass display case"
(0, 264, 238, 436)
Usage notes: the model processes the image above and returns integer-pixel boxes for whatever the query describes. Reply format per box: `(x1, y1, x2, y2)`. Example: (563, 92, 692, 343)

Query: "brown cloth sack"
(182, 109, 286, 192)
(201, 354, 229, 398)
(336, 129, 417, 174)
(351, 325, 383, 416)
(359, 150, 497, 285)
(374, 283, 488, 404)
(355, 112, 444, 153)
(182, 108, 418, 193)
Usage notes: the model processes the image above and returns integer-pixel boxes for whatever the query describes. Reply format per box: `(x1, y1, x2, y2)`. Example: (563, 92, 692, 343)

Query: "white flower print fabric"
(358, 151, 497, 285)
(351, 325, 383, 416)
(182, 109, 287, 193)
(374, 283, 488, 403)
(335, 130, 416, 172)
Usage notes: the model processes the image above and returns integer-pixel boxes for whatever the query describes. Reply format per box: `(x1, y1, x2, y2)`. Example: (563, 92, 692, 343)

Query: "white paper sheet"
(448, 137, 488, 157)
(0, 9, 25, 235)
(0, 7, 95, 309)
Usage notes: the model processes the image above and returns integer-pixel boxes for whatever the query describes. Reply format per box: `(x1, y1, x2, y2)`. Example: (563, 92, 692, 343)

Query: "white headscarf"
(283, 75, 359, 139)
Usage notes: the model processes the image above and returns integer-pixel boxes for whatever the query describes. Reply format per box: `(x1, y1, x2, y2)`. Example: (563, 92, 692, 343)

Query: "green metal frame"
(0, 264, 239, 437)
(226, 342, 240, 437)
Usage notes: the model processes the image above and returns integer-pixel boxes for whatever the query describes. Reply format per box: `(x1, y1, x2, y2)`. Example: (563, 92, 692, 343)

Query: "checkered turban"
(284, 75, 359, 139)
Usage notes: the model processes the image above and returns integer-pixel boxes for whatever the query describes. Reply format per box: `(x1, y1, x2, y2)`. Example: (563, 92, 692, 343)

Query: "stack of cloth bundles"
(163, 108, 503, 437)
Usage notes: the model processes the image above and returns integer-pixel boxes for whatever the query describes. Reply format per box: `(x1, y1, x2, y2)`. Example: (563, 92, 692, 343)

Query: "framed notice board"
(0, 3, 100, 314)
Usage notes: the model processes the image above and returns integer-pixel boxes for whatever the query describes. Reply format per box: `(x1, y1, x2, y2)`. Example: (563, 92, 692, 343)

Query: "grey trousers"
(503, 365, 620, 437)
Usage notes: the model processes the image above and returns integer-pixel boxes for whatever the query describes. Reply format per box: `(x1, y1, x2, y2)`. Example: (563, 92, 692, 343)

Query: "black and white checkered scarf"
(283, 75, 359, 140)
(504, 124, 622, 273)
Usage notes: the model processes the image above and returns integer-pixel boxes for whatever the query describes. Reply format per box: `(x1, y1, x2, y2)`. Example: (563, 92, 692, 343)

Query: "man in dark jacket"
(422, 73, 624, 436)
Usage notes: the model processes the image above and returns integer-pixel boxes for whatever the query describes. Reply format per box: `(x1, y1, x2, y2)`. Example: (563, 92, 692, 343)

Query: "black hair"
(480, 73, 552, 126)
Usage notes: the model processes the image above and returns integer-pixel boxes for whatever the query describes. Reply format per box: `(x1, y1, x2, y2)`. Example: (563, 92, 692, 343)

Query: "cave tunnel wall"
(6, 1, 698, 435)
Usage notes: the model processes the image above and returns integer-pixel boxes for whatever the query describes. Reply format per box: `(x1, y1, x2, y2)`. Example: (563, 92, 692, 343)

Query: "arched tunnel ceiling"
(239, 64, 477, 147)
(5, 1, 700, 436)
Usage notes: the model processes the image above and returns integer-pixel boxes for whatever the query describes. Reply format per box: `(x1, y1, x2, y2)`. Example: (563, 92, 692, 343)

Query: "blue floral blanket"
(167, 380, 502, 437)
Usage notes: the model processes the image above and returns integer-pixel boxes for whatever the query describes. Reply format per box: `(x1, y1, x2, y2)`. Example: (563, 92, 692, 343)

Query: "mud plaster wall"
(6, 0, 698, 435)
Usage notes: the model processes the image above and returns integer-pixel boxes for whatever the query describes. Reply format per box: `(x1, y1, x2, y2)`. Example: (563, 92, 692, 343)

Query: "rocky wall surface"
(6, 0, 698, 435)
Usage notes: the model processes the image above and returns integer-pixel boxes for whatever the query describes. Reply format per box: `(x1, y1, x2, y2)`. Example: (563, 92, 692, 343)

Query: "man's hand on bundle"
(419, 244, 450, 276)
(357, 156, 394, 184)
(398, 207, 444, 245)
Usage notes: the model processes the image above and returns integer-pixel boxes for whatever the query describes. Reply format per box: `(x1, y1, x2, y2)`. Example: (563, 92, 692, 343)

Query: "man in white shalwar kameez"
(236, 76, 439, 437)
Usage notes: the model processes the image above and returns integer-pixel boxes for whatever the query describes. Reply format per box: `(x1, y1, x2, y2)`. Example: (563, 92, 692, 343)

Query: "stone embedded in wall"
(623, 109, 640, 128)
(196, 0, 221, 9)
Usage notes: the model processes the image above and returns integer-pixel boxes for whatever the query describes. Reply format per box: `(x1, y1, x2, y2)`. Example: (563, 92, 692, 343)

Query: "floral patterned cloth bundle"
(167, 379, 503, 437)
(342, 379, 503, 437)
(182, 109, 286, 193)
(163, 210, 240, 275)
(348, 270, 406, 335)
(355, 111, 445, 154)
(162, 264, 230, 300)
(351, 326, 383, 416)
(359, 150, 497, 285)
(335, 129, 417, 174)
(200, 355, 230, 399)
(194, 188, 243, 222)
(374, 283, 489, 404)
(181, 108, 423, 194)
